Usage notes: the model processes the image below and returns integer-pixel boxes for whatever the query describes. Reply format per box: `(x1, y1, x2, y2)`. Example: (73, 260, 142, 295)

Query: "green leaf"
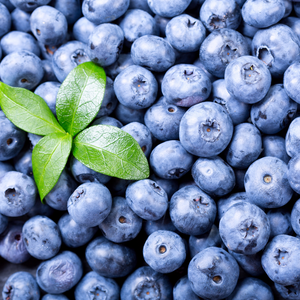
(0, 82, 65, 135)
(73, 125, 150, 180)
(56, 61, 106, 137)
(32, 132, 72, 201)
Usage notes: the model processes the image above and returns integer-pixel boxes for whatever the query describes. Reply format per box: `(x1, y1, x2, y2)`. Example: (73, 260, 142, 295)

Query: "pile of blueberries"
(2, 0, 300, 299)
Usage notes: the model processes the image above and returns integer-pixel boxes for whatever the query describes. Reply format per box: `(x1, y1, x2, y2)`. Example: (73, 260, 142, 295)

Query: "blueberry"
(54, 0, 81, 25)
(284, 61, 300, 104)
(275, 282, 300, 300)
(282, 16, 300, 41)
(144, 211, 177, 235)
(27, 199, 54, 218)
(291, 198, 300, 235)
(154, 14, 171, 37)
(0, 212, 8, 234)
(239, 19, 259, 38)
(129, 0, 153, 14)
(36, 251, 83, 294)
(114, 103, 146, 125)
(92, 116, 123, 128)
(220, 201, 270, 254)
(11, 8, 31, 33)
(147, 0, 192, 18)
(42, 295, 69, 300)
(67, 182, 112, 228)
(72, 17, 96, 44)
(188, 247, 239, 299)
(13, 148, 33, 177)
(86, 236, 136, 278)
(262, 135, 290, 164)
(245, 157, 293, 208)
(10, 0, 50, 12)
(0, 3, 11, 38)
(2, 271, 40, 300)
(173, 276, 200, 300)
(75, 271, 119, 300)
(150, 173, 179, 199)
(286, 117, 300, 158)
(268, 207, 293, 238)
(104, 53, 134, 80)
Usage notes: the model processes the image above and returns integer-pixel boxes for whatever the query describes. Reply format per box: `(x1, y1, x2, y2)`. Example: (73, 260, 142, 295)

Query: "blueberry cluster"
(1, 0, 300, 299)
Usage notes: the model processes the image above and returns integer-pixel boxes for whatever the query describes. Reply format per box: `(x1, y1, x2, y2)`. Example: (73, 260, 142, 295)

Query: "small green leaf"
(0, 82, 65, 135)
(32, 132, 72, 201)
(73, 125, 150, 180)
(56, 61, 106, 137)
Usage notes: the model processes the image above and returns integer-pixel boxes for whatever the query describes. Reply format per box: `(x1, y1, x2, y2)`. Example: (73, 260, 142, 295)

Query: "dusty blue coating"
(11, 8, 31, 33)
(144, 211, 177, 235)
(114, 65, 158, 110)
(72, 17, 96, 44)
(288, 154, 300, 194)
(105, 53, 134, 80)
(162, 64, 211, 107)
(114, 103, 146, 125)
(284, 61, 300, 104)
(99, 196, 142, 243)
(251, 84, 297, 134)
(292, 199, 300, 235)
(242, 0, 285, 28)
(22, 215, 62, 260)
(188, 247, 239, 299)
(147, 0, 192, 18)
(10, 149, 31, 178)
(252, 24, 300, 78)
(245, 157, 293, 208)
(131, 35, 176, 72)
(179, 102, 233, 157)
(267, 208, 292, 238)
(200, 0, 241, 32)
(199, 28, 249, 78)
(286, 117, 300, 158)
(88, 23, 124, 67)
(82, 0, 129, 25)
(282, 16, 300, 40)
(10, 0, 50, 12)
(240, 20, 259, 38)
(170, 185, 216, 236)
(129, 0, 153, 14)
(42, 60, 57, 82)
(154, 15, 171, 36)
(226, 123, 262, 169)
(192, 155, 235, 197)
(27, 199, 54, 218)
(36, 251, 83, 294)
(262, 135, 289, 164)
(143, 230, 186, 273)
(120, 266, 172, 300)
(54, 0, 81, 24)
(58, 213, 97, 248)
(85, 236, 136, 278)
(42, 294, 69, 300)
(0, 3, 11, 38)
(275, 282, 300, 300)
(92, 116, 123, 128)
(166, 14, 206, 53)
(173, 276, 200, 300)
(74, 271, 119, 300)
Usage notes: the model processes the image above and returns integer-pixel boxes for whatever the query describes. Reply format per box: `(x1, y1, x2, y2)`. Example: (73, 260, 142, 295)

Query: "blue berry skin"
(75, 271, 119, 300)
(268, 208, 293, 238)
(170, 185, 217, 236)
(1, 31, 40, 57)
(0, 50, 44, 90)
(58, 213, 97, 248)
(193, 57, 217, 83)
(242, 0, 285, 29)
(252, 24, 300, 78)
(34, 81, 61, 117)
(150, 140, 194, 179)
(188, 247, 239, 299)
(0, 221, 31, 264)
(129, 0, 152, 13)
(200, 0, 241, 32)
(251, 84, 297, 134)
(42, 295, 69, 300)
(0, 212, 8, 234)
(229, 250, 265, 277)
(54, 0, 81, 25)
(27, 199, 54, 218)
(154, 15, 171, 37)
(284, 61, 300, 104)
(226, 123, 262, 169)
(11, 8, 31, 33)
(0, 3, 10, 38)
(2, 271, 40, 300)
(292, 199, 300, 235)
(199, 28, 249, 78)
(14, 148, 33, 177)
(0, 0, 15, 11)
(82, 0, 129, 25)
(189, 224, 221, 258)
(44, 169, 77, 211)
(67, 182, 112, 228)
(165, 14, 206, 53)
(275, 282, 300, 300)
(240, 20, 259, 38)
(192, 156, 235, 197)
(0, 111, 26, 161)
(72, 17, 96, 44)
(131, 35, 176, 72)
(10, 0, 50, 12)
(282, 16, 300, 41)
(179, 102, 233, 157)
(126, 179, 168, 221)
(39, 43, 59, 61)
(105, 53, 134, 80)
(36, 251, 83, 294)
(70, 156, 111, 185)
(227, 277, 274, 300)
(147, 0, 191, 18)
(150, 173, 179, 199)
(161, 64, 211, 107)
(114, 65, 158, 110)
(144, 211, 177, 235)
(0, 162, 15, 180)
(286, 117, 300, 158)
(86, 236, 136, 278)
(41, 60, 56, 82)
(220, 202, 270, 254)
(120, 266, 172, 300)
(99, 196, 143, 243)
(88, 24, 124, 67)
(0, 171, 36, 217)
(245, 157, 293, 208)
(173, 276, 200, 300)
(52, 41, 90, 83)
(224, 55, 272, 104)
(262, 235, 300, 285)
(144, 97, 185, 141)
(212, 79, 250, 125)
(120, 9, 159, 45)
(92, 116, 123, 128)
(22, 215, 61, 260)
(143, 230, 186, 273)
(30, 6, 67, 46)
(114, 104, 146, 125)
(262, 135, 290, 164)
